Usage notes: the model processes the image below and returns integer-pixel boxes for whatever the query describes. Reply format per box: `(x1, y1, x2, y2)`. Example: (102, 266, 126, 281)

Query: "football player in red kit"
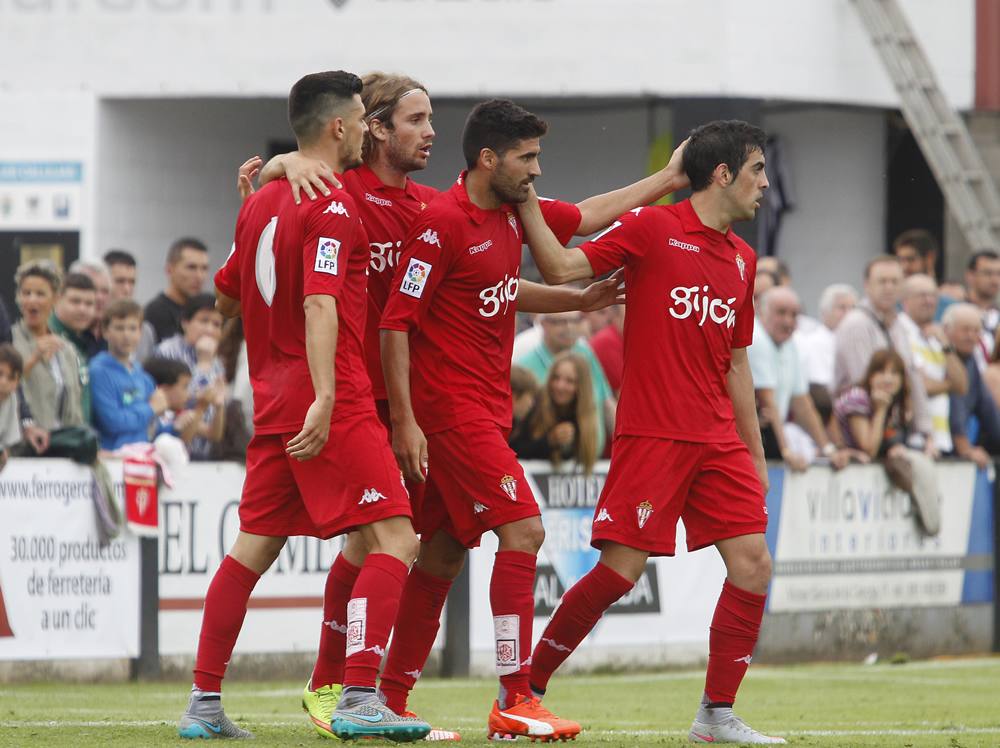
(517, 120, 786, 745)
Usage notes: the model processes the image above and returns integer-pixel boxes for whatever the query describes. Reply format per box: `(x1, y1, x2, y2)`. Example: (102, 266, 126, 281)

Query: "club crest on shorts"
(735, 253, 746, 282)
(500, 474, 518, 501)
(636, 500, 654, 529)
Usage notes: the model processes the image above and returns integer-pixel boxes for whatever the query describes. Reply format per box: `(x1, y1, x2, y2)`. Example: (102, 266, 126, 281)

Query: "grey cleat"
(689, 708, 786, 744)
(330, 690, 431, 742)
(178, 691, 254, 739)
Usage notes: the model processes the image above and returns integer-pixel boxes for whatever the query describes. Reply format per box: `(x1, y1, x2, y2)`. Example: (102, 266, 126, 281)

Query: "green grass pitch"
(2, 658, 1000, 746)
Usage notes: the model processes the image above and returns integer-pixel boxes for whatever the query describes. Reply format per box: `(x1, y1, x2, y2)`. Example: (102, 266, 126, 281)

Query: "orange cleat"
(401, 711, 462, 742)
(487, 695, 581, 742)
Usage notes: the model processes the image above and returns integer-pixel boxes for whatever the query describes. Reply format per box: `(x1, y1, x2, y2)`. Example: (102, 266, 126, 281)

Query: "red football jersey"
(380, 172, 581, 435)
(341, 165, 440, 400)
(579, 199, 756, 443)
(215, 177, 373, 435)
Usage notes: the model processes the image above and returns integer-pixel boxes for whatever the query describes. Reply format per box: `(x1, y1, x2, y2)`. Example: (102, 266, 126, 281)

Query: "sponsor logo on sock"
(324, 619, 348, 634)
(500, 474, 518, 501)
(359, 488, 387, 505)
(404, 669, 422, 680)
(734, 654, 753, 665)
(541, 637, 572, 653)
(595, 508, 613, 523)
(345, 598, 367, 657)
(636, 500, 654, 529)
(364, 644, 385, 657)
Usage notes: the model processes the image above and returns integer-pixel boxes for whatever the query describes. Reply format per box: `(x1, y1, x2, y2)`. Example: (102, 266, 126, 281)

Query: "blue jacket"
(90, 352, 156, 450)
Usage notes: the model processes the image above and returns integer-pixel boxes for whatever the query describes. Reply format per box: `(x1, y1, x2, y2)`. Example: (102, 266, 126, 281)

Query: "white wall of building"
(0, 0, 974, 109)
(763, 106, 888, 313)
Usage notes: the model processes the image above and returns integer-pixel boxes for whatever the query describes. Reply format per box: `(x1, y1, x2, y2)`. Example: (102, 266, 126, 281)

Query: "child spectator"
(90, 300, 167, 450)
(155, 293, 226, 459)
(0, 345, 23, 470)
(144, 356, 207, 449)
(511, 352, 599, 474)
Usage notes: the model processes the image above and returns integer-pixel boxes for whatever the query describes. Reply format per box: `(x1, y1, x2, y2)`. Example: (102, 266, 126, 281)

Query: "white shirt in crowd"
(899, 312, 953, 453)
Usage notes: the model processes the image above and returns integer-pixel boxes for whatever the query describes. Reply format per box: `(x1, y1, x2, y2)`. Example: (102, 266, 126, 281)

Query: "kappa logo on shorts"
(359, 488, 387, 505)
(636, 500, 654, 529)
(473, 501, 488, 514)
(499, 474, 518, 501)
(595, 507, 613, 523)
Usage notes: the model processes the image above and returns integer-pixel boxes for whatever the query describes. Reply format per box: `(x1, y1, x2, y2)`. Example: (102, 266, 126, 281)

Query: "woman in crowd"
(834, 348, 939, 534)
(510, 352, 599, 475)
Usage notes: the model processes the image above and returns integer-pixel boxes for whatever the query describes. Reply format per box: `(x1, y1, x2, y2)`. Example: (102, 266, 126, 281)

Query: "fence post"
(131, 536, 160, 679)
(440, 561, 470, 677)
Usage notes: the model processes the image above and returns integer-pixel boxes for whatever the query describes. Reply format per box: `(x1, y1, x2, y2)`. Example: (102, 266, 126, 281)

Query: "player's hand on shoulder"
(286, 398, 333, 461)
(284, 152, 341, 204)
(579, 268, 625, 311)
(237, 156, 262, 203)
(391, 418, 428, 483)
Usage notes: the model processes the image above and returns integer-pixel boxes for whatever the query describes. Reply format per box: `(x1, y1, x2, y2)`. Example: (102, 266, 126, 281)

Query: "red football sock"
(530, 562, 634, 693)
(343, 553, 409, 690)
(491, 550, 538, 706)
(379, 565, 453, 713)
(310, 553, 362, 689)
(193, 555, 261, 692)
(704, 580, 767, 705)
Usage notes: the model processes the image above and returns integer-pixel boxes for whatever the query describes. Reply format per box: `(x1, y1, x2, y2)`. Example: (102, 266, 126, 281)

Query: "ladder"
(852, 0, 1000, 251)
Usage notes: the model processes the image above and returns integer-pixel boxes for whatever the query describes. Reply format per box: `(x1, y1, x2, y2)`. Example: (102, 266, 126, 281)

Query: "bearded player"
(180, 71, 430, 742)
(242, 79, 690, 742)
(517, 120, 786, 745)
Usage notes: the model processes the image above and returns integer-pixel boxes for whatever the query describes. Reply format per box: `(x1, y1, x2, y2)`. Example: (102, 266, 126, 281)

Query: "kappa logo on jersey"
(473, 501, 488, 514)
(735, 252, 747, 282)
(669, 285, 738, 329)
(500, 474, 518, 501)
(478, 272, 519, 318)
(400, 258, 432, 298)
(314, 237, 340, 275)
(365, 192, 393, 207)
(636, 500, 654, 529)
(358, 488, 387, 505)
(468, 238, 493, 255)
(668, 237, 701, 253)
(418, 228, 441, 247)
(595, 507, 614, 523)
(323, 200, 350, 217)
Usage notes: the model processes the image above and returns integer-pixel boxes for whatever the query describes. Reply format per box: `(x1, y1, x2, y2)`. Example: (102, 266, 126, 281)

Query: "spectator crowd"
(507, 228, 1000, 536)
(0, 237, 251, 476)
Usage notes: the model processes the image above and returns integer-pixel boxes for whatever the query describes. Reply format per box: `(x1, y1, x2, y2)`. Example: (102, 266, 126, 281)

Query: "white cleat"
(689, 714, 786, 744)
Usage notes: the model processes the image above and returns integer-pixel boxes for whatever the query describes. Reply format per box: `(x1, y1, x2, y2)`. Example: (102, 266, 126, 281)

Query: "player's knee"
(735, 548, 772, 593)
(496, 518, 545, 554)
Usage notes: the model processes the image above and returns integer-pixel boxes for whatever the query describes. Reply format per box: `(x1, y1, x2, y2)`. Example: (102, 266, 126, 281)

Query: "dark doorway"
(0, 231, 80, 322)
(886, 114, 945, 279)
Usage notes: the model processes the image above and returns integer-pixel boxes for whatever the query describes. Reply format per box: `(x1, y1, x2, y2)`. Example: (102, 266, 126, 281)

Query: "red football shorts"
(239, 410, 411, 539)
(417, 420, 541, 548)
(590, 436, 767, 556)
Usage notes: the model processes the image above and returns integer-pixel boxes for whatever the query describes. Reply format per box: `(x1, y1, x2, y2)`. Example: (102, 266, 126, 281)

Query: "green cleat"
(302, 679, 343, 740)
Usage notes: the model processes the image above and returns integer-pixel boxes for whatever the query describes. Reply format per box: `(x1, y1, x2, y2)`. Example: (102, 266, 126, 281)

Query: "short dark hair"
(167, 237, 208, 265)
(181, 293, 219, 321)
(103, 299, 143, 327)
(682, 120, 767, 192)
(0, 344, 24, 379)
(893, 229, 939, 258)
(968, 249, 1000, 272)
(143, 355, 191, 386)
(104, 249, 136, 268)
(288, 70, 364, 143)
(461, 99, 548, 170)
(62, 272, 96, 294)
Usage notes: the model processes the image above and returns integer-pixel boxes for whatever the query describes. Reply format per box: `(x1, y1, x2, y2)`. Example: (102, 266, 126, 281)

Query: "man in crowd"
(104, 249, 157, 362)
(750, 286, 848, 470)
(50, 272, 97, 423)
(68, 259, 111, 358)
(145, 237, 210, 343)
(898, 274, 968, 455)
(964, 250, 1000, 367)
(516, 310, 615, 455)
(795, 283, 857, 421)
(944, 303, 1000, 468)
(893, 230, 952, 320)
(834, 255, 935, 453)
